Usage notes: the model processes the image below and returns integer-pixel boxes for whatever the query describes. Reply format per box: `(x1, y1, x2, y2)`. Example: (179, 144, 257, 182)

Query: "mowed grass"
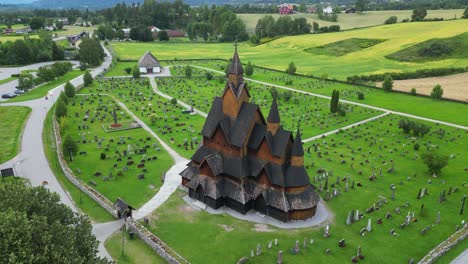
(0, 76, 17, 85)
(0, 34, 38, 42)
(110, 19, 468, 80)
(0, 106, 31, 163)
(42, 104, 115, 223)
(105, 62, 137, 77)
(63, 93, 174, 207)
(6, 70, 83, 103)
(304, 38, 386, 56)
(105, 231, 166, 264)
(238, 9, 465, 33)
(387, 32, 468, 62)
(144, 114, 467, 264)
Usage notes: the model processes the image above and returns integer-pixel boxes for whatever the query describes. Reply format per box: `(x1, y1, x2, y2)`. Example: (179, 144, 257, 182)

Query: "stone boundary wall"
(418, 224, 468, 264)
(126, 221, 190, 264)
(52, 110, 190, 264)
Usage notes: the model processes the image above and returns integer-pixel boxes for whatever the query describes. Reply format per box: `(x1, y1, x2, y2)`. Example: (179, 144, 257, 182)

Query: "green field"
(304, 38, 386, 56)
(0, 34, 38, 42)
(144, 114, 467, 264)
(105, 62, 137, 77)
(110, 19, 468, 81)
(239, 10, 465, 33)
(0, 76, 17, 85)
(105, 230, 166, 264)
(6, 70, 83, 103)
(387, 32, 468, 62)
(54, 25, 97, 37)
(0, 106, 31, 163)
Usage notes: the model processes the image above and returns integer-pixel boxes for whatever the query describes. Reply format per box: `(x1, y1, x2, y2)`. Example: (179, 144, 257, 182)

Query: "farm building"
(138, 51, 161, 74)
(278, 4, 294, 15)
(180, 47, 320, 222)
(323, 6, 333, 14)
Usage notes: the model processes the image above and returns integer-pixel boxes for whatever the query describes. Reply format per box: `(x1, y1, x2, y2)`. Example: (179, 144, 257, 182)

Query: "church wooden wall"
(288, 206, 317, 220)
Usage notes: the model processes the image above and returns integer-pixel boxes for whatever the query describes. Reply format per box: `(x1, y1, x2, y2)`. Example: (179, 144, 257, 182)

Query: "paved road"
(0, 47, 113, 257)
(451, 249, 468, 264)
(194, 66, 468, 131)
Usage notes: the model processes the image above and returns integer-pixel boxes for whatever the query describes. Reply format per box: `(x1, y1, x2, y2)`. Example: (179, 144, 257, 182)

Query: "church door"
(254, 195, 268, 215)
(195, 185, 205, 203)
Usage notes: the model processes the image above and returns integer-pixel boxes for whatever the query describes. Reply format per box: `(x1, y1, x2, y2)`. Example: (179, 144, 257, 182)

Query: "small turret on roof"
(267, 98, 281, 135)
(292, 126, 304, 157)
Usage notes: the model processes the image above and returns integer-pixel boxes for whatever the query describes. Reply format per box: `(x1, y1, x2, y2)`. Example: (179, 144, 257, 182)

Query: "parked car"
(1, 93, 17, 98)
(14, 89, 25, 94)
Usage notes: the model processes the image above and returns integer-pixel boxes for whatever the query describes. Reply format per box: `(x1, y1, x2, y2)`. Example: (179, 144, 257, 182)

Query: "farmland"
(110, 19, 468, 80)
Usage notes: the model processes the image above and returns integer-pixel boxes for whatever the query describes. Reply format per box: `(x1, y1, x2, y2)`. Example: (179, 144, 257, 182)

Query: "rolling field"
(110, 19, 468, 80)
(238, 10, 465, 33)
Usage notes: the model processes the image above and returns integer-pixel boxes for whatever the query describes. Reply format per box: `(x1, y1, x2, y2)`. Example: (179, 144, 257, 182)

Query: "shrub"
(245, 61, 254, 76)
(170, 98, 178, 105)
(385, 16, 398, 24)
(338, 104, 346, 116)
(286, 62, 296, 75)
(55, 99, 68, 119)
(124, 67, 132, 74)
(100, 153, 106, 160)
(83, 71, 93, 87)
(282, 90, 293, 101)
(58, 91, 68, 105)
(64, 82, 75, 98)
(422, 150, 449, 175)
(132, 65, 140, 78)
(357, 92, 365, 100)
(328, 25, 340, 32)
(185, 66, 192, 78)
(382, 75, 393, 92)
(419, 42, 453, 57)
(410, 88, 417, 95)
(62, 134, 78, 159)
(414, 143, 420, 151)
(206, 72, 213, 80)
(430, 84, 443, 99)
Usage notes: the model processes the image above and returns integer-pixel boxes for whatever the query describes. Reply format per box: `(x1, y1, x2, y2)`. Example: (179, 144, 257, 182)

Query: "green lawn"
(0, 76, 17, 85)
(42, 104, 115, 223)
(0, 106, 31, 163)
(111, 19, 468, 80)
(104, 62, 137, 77)
(81, 78, 207, 159)
(144, 114, 467, 264)
(6, 70, 83, 103)
(62, 93, 174, 207)
(105, 230, 166, 264)
(238, 10, 465, 33)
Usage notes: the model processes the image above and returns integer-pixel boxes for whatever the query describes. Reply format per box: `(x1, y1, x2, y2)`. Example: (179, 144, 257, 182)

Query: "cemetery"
(80, 78, 207, 158)
(156, 76, 383, 139)
(140, 113, 467, 264)
(45, 49, 466, 263)
(60, 93, 174, 207)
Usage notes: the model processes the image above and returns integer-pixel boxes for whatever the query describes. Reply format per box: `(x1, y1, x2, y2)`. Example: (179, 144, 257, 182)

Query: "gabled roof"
(138, 51, 160, 67)
(265, 128, 292, 158)
(113, 198, 134, 213)
(230, 102, 258, 147)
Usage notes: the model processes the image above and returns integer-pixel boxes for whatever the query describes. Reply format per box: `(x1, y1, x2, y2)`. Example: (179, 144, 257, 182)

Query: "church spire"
(291, 125, 304, 166)
(228, 42, 243, 87)
(267, 98, 281, 135)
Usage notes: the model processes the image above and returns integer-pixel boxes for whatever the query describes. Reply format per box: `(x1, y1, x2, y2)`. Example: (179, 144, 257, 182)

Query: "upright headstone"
(277, 250, 283, 264)
(366, 219, 372, 232)
(460, 195, 467, 215)
(295, 240, 300, 253)
(256, 243, 261, 256)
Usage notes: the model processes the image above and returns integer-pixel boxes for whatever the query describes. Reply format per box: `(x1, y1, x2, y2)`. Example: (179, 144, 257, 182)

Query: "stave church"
(180, 46, 320, 222)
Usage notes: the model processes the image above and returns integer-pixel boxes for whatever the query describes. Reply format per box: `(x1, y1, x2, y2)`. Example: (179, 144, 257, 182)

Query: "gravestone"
(277, 250, 283, 264)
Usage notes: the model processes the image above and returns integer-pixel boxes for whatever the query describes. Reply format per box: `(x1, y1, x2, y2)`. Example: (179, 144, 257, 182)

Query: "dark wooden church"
(180, 47, 320, 222)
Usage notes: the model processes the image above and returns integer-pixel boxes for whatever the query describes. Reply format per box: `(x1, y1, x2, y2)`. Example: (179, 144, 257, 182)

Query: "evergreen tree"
(83, 71, 93, 87)
(245, 61, 254, 76)
(55, 98, 68, 119)
(132, 65, 140, 79)
(330, 90, 340, 113)
(185, 66, 192, 78)
(64, 82, 75, 98)
(286, 62, 296, 75)
(382, 75, 393, 92)
(430, 84, 443, 99)
(78, 37, 104, 67)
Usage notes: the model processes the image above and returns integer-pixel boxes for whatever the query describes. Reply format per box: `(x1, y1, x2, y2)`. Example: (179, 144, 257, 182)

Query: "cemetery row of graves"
(57, 65, 467, 263)
(155, 76, 383, 140)
(142, 113, 467, 264)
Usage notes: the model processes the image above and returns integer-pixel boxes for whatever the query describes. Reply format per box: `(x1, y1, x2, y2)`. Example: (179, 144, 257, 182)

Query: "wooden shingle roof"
(138, 51, 160, 68)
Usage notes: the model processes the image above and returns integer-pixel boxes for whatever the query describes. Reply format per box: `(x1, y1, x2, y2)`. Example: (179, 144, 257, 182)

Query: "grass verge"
(0, 106, 31, 163)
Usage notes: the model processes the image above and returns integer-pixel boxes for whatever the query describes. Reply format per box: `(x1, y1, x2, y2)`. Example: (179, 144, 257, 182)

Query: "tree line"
(252, 15, 311, 43)
(0, 32, 63, 65)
